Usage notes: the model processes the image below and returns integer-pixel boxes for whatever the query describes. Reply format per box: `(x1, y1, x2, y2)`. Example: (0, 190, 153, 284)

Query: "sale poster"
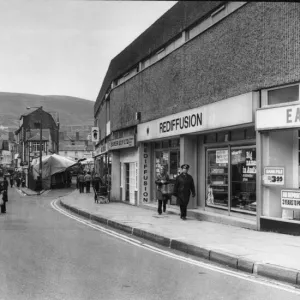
(263, 166, 285, 185)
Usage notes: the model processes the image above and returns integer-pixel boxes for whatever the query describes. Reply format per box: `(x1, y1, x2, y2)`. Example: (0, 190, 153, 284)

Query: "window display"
(206, 149, 229, 208)
(231, 147, 256, 213)
(206, 146, 256, 214)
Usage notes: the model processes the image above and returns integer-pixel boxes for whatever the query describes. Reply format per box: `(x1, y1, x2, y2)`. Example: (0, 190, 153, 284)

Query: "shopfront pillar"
(180, 135, 198, 209)
(110, 151, 120, 201)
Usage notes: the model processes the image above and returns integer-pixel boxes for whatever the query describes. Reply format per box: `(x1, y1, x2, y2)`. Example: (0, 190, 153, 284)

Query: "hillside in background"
(0, 92, 95, 129)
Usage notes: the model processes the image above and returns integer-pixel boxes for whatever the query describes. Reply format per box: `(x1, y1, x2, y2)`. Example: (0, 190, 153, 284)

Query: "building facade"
(94, 2, 300, 234)
(15, 107, 59, 187)
(59, 130, 94, 161)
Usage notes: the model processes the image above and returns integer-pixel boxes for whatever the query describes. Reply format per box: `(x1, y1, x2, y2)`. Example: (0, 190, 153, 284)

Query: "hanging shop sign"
(93, 143, 108, 157)
(137, 92, 254, 141)
(142, 143, 150, 203)
(256, 103, 300, 131)
(263, 166, 285, 186)
(281, 189, 300, 209)
(108, 135, 135, 150)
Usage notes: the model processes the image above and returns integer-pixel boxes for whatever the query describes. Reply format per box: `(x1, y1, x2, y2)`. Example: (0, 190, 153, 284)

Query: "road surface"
(0, 186, 299, 300)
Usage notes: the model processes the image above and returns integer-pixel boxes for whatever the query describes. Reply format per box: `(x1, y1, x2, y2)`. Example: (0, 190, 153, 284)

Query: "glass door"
(230, 146, 256, 214)
(206, 148, 229, 209)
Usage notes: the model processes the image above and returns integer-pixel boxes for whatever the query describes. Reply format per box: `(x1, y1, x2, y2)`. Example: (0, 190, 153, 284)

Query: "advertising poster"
(263, 167, 284, 186)
(216, 150, 228, 164)
(281, 189, 300, 209)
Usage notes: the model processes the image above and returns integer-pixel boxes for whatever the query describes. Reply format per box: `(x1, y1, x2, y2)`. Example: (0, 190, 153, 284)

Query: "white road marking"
(51, 199, 300, 295)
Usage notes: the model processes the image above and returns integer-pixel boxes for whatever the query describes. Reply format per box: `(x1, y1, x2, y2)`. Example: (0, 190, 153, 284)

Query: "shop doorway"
(206, 146, 256, 214)
(124, 162, 137, 204)
(125, 163, 130, 201)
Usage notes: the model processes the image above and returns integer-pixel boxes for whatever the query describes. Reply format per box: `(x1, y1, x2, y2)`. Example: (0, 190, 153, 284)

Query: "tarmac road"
(0, 186, 300, 300)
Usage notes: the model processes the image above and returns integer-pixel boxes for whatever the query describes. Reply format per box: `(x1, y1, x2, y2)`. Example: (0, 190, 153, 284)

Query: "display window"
(231, 147, 256, 213)
(206, 148, 229, 208)
(206, 145, 256, 214)
(153, 138, 180, 205)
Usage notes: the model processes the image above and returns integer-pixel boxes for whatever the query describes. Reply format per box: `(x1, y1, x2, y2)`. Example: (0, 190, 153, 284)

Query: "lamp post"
(26, 106, 43, 191)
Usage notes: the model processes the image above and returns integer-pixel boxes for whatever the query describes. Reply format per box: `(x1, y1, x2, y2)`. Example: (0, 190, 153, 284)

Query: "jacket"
(173, 173, 195, 205)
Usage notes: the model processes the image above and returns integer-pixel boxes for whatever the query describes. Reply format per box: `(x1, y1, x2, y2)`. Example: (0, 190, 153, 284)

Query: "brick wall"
(103, 2, 300, 132)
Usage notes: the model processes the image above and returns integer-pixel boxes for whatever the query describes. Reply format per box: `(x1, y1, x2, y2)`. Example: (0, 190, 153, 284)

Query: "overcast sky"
(0, 0, 176, 101)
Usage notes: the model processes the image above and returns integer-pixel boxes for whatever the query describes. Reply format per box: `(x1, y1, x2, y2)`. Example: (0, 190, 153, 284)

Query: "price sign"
(263, 167, 284, 186)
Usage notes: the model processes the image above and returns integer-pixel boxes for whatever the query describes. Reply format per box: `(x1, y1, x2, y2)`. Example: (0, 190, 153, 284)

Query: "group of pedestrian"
(155, 163, 195, 221)
(77, 171, 92, 193)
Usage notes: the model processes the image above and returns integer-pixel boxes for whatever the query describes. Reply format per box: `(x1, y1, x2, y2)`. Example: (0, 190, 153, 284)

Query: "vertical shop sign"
(143, 143, 150, 202)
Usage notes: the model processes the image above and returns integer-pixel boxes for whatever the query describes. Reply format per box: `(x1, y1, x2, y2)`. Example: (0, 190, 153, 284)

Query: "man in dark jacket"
(173, 164, 196, 220)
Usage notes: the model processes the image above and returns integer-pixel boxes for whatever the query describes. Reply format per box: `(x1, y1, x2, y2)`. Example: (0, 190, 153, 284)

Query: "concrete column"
(110, 150, 120, 201)
(180, 135, 198, 209)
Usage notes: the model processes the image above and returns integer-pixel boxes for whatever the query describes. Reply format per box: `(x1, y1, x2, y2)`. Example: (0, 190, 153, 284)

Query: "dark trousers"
(158, 195, 169, 214)
(79, 182, 85, 193)
(1, 202, 6, 213)
(180, 204, 188, 218)
(85, 181, 90, 193)
(10, 180, 13, 187)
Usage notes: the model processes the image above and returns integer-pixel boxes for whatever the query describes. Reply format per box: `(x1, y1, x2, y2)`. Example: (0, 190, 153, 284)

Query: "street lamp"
(27, 106, 43, 191)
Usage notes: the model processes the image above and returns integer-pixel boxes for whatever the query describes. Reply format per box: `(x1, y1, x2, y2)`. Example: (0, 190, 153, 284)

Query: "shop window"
(231, 129, 245, 141)
(245, 127, 256, 139)
(217, 132, 229, 143)
(231, 147, 256, 213)
(154, 142, 161, 149)
(206, 149, 229, 208)
(170, 138, 180, 148)
(162, 140, 169, 149)
(268, 85, 299, 105)
(204, 133, 217, 143)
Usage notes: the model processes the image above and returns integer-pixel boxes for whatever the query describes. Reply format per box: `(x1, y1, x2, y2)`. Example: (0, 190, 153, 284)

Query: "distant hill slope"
(0, 92, 95, 128)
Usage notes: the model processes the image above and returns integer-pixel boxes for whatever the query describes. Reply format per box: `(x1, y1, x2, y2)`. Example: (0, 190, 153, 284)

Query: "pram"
(93, 184, 109, 204)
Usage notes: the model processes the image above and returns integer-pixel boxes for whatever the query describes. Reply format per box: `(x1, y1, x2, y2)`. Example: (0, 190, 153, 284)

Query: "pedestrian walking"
(9, 176, 13, 188)
(3, 177, 8, 191)
(1, 189, 8, 213)
(92, 173, 101, 193)
(155, 166, 170, 215)
(84, 171, 92, 193)
(173, 164, 196, 220)
(78, 173, 85, 193)
(16, 177, 21, 188)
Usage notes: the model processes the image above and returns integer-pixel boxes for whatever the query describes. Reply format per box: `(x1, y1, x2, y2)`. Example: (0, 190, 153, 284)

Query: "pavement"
(20, 186, 47, 196)
(57, 189, 300, 286)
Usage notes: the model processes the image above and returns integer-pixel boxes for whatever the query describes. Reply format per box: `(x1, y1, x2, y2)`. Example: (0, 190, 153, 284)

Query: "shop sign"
(281, 189, 300, 209)
(216, 150, 228, 164)
(256, 103, 300, 131)
(108, 136, 135, 150)
(137, 92, 253, 141)
(93, 143, 108, 157)
(263, 166, 285, 186)
(142, 143, 150, 203)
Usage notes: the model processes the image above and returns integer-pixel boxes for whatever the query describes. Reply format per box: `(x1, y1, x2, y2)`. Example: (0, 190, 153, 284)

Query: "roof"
(27, 133, 48, 141)
(59, 144, 89, 151)
(95, 1, 224, 115)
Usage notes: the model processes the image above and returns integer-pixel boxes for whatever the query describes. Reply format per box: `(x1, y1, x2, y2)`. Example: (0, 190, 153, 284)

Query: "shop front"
(108, 134, 138, 204)
(93, 142, 111, 196)
(138, 92, 259, 227)
(256, 83, 300, 234)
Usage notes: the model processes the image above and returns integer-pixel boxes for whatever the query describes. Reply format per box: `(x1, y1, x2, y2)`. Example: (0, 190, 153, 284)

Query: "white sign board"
(256, 103, 300, 131)
(137, 92, 254, 141)
(263, 166, 285, 186)
(281, 189, 300, 209)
